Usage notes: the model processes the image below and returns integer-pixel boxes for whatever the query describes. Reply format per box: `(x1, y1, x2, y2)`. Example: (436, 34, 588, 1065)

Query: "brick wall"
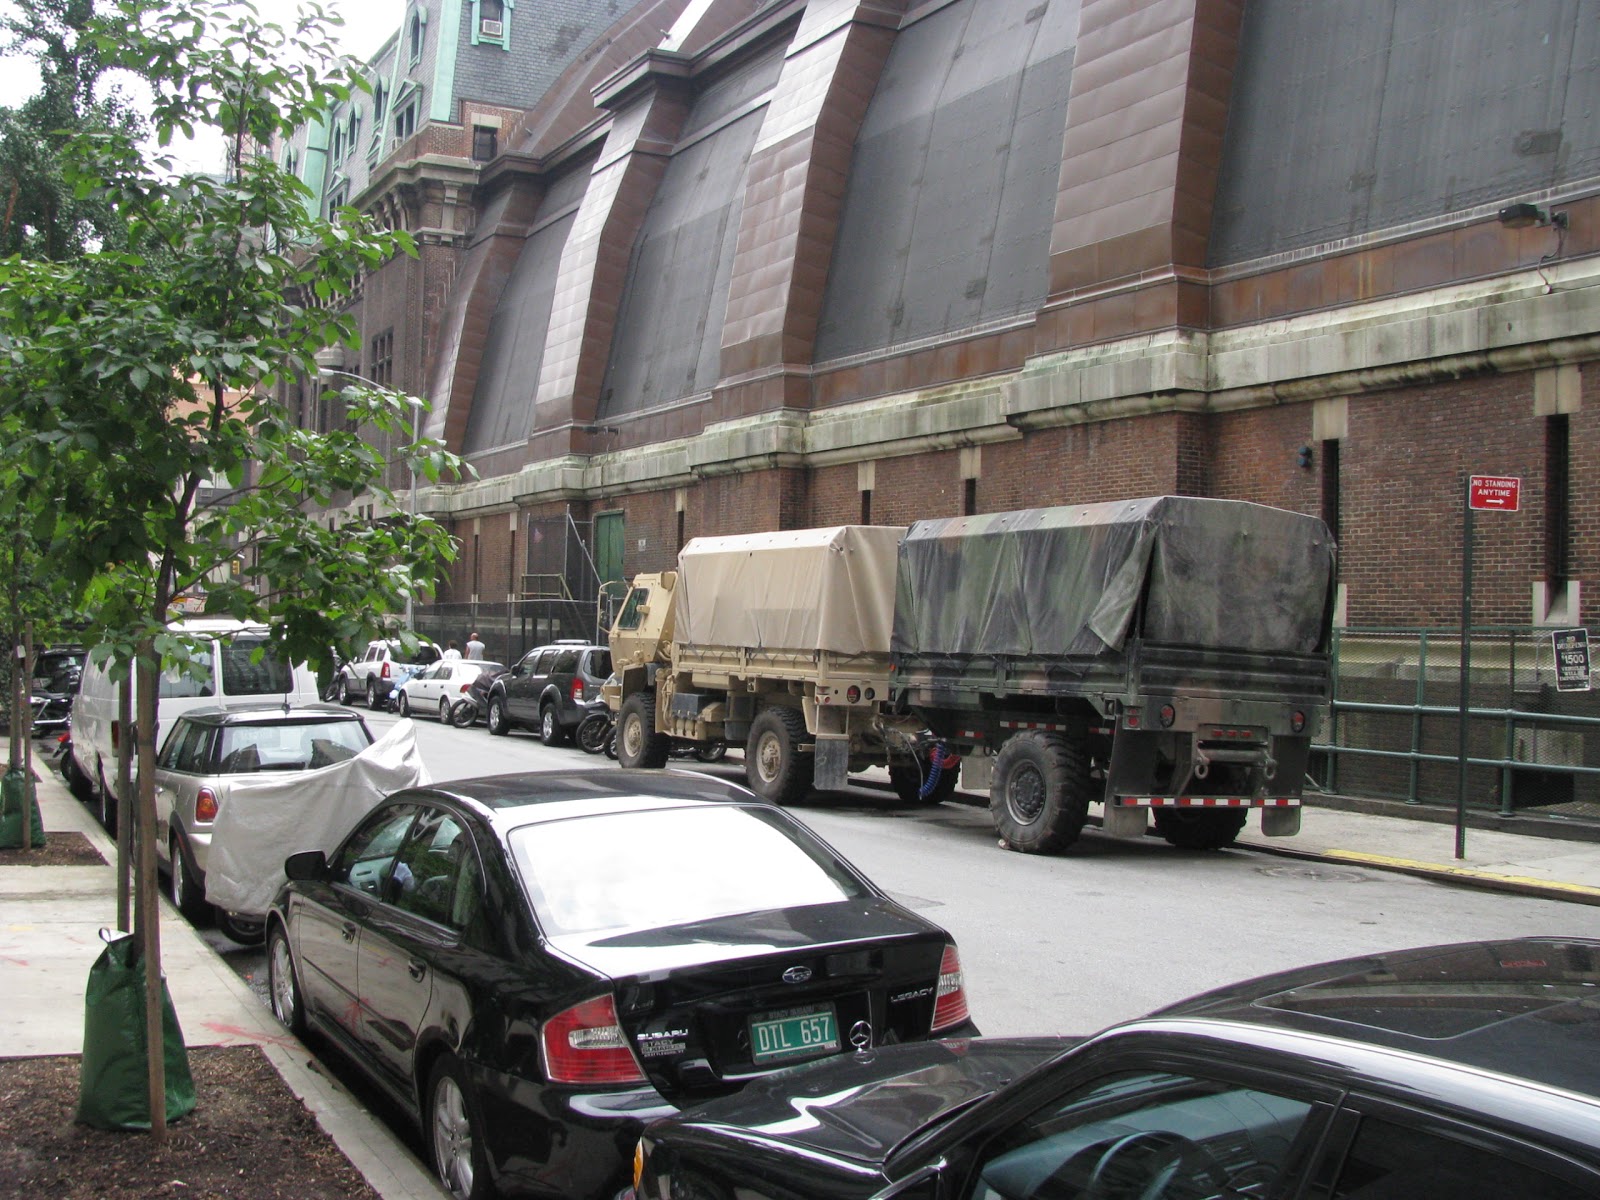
(1210, 403, 1322, 514)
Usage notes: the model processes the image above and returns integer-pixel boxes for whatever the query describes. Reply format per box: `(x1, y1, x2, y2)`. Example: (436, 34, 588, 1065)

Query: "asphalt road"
(207, 706, 1597, 1039)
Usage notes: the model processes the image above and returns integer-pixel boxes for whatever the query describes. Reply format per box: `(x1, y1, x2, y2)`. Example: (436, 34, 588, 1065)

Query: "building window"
(369, 329, 395, 389)
(327, 184, 348, 215)
(1320, 438, 1341, 550)
(394, 103, 416, 144)
(472, 0, 510, 45)
(472, 125, 497, 162)
(963, 477, 977, 516)
(1546, 414, 1570, 587)
(332, 125, 344, 160)
(860, 488, 872, 524)
(409, 11, 423, 62)
(372, 82, 386, 122)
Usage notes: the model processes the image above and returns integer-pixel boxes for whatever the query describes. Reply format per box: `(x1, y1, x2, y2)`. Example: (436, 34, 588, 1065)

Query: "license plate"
(748, 1005, 839, 1065)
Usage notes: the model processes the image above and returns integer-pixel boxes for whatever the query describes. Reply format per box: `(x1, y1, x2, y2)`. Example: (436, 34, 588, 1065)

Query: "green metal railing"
(1313, 626, 1600, 816)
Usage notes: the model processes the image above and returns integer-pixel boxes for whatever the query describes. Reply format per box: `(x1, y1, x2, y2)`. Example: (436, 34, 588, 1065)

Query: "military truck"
(892, 496, 1335, 852)
(607, 526, 954, 805)
(609, 497, 1336, 854)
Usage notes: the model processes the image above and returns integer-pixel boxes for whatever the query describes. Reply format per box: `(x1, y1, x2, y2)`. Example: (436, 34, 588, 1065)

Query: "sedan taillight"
(195, 787, 219, 823)
(930, 944, 969, 1034)
(542, 995, 646, 1085)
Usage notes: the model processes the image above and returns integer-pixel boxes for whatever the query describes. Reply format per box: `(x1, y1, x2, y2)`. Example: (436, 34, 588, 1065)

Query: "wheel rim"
(399, 694, 410, 716)
(542, 710, 555, 740)
(622, 713, 643, 759)
(440, 699, 451, 722)
(270, 936, 297, 1026)
(338, 679, 348, 704)
(171, 842, 188, 908)
(1005, 762, 1047, 824)
(432, 1075, 475, 1200)
(755, 731, 783, 784)
(368, 681, 378, 705)
(488, 702, 502, 732)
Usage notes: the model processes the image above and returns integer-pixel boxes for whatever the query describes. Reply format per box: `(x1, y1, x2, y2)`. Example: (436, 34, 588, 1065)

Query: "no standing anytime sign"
(1468, 475, 1521, 511)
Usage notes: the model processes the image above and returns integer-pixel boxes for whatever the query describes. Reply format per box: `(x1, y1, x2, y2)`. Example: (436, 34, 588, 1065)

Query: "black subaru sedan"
(263, 769, 975, 1200)
(632, 938, 1600, 1200)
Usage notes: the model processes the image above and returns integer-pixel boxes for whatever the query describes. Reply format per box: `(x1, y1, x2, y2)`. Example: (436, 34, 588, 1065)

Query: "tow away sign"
(1553, 628, 1591, 692)
(1468, 475, 1521, 511)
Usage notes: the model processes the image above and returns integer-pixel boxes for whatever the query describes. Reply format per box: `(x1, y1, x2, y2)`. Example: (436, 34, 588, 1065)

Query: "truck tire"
(746, 707, 812, 806)
(889, 749, 960, 806)
(991, 730, 1090, 854)
(618, 693, 671, 768)
(1153, 808, 1247, 850)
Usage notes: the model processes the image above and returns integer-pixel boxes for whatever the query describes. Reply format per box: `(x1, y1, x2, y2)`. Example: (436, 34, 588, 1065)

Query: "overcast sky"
(1, 0, 402, 170)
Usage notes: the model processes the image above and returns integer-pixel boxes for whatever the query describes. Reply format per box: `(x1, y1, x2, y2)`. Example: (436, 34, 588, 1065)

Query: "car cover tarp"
(678, 525, 906, 656)
(892, 497, 1334, 659)
(204, 719, 431, 917)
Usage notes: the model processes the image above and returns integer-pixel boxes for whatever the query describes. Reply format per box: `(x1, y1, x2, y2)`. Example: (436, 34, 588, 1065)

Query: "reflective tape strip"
(1113, 797, 1301, 808)
(999, 720, 1068, 731)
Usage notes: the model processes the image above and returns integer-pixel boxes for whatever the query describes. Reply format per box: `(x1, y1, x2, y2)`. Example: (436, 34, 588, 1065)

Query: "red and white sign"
(1468, 475, 1521, 511)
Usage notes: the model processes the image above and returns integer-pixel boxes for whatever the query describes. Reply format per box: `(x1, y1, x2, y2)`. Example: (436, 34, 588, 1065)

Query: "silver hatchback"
(154, 704, 374, 942)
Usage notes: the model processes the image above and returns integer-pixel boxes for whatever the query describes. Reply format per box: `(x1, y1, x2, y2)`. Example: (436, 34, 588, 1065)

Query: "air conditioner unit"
(480, 19, 502, 36)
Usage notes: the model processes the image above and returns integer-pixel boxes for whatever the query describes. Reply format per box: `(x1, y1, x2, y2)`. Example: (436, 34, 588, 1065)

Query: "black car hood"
(661, 1036, 1067, 1166)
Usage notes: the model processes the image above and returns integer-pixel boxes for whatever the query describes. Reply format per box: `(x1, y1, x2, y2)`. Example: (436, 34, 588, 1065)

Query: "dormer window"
(471, 0, 511, 46)
(373, 82, 387, 121)
(409, 10, 423, 62)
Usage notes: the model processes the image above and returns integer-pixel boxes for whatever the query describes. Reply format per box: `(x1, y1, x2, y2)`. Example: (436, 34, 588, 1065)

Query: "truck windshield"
(615, 587, 649, 631)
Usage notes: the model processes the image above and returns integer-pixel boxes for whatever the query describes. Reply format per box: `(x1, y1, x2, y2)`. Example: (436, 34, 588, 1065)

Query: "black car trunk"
(550, 898, 952, 1102)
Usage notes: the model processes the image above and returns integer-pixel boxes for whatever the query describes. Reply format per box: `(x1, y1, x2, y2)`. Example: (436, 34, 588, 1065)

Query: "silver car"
(395, 659, 504, 720)
(154, 704, 374, 942)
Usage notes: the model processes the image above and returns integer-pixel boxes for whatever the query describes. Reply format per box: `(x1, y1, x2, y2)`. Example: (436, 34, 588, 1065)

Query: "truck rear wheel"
(746, 707, 811, 806)
(991, 730, 1090, 854)
(618, 692, 671, 769)
(1153, 808, 1247, 850)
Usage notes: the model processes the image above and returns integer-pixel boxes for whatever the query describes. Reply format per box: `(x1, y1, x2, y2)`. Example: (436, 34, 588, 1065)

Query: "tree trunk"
(134, 652, 166, 1142)
(117, 678, 132, 931)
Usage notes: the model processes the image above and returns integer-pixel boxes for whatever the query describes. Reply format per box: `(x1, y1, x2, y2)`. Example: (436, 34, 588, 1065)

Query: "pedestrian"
(442, 640, 463, 661)
(465, 631, 486, 661)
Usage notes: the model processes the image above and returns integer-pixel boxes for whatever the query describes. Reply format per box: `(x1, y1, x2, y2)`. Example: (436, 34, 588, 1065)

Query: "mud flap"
(1101, 802, 1148, 839)
(813, 735, 849, 791)
(1261, 806, 1302, 837)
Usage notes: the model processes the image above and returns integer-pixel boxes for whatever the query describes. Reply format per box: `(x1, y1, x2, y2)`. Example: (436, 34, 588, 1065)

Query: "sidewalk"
(0, 746, 445, 1200)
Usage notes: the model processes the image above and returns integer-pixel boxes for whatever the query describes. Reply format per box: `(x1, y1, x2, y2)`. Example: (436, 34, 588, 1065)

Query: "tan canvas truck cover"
(677, 526, 906, 657)
(892, 496, 1334, 659)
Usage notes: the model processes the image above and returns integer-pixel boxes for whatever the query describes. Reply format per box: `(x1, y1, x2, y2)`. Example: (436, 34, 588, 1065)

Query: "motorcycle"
(448, 665, 506, 728)
(574, 698, 614, 756)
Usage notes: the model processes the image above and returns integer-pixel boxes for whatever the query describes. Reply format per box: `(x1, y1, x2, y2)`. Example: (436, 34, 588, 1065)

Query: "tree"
(0, 0, 464, 1139)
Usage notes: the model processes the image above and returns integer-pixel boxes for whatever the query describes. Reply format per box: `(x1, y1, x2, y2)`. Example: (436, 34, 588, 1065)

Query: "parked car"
(72, 619, 322, 832)
(396, 660, 505, 721)
(335, 637, 443, 709)
(25, 644, 85, 738)
(631, 937, 1600, 1200)
(155, 703, 374, 943)
(485, 641, 611, 745)
(264, 769, 975, 1200)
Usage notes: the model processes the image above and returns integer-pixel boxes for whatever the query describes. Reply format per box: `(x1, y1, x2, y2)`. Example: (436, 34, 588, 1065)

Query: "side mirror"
(284, 849, 329, 883)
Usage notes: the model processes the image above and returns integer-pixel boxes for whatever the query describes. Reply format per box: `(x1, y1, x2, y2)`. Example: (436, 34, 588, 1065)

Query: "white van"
(69, 618, 321, 829)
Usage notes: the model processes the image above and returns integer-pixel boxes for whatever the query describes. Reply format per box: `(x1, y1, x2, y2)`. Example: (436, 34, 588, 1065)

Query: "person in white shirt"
(442, 641, 463, 661)
(465, 632, 486, 661)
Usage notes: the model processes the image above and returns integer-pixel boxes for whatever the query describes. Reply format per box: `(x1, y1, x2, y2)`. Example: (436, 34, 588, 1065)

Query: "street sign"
(1552, 628, 1591, 692)
(1468, 475, 1521, 511)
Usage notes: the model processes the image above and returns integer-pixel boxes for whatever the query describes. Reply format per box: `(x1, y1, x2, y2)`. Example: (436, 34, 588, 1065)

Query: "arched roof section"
(1209, 0, 1600, 266)
(813, 0, 1079, 362)
(596, 44, 788, 419)
(464, 166, 593, 454)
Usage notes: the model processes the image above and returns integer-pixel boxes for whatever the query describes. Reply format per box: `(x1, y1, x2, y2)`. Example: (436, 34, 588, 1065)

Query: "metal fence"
(1314, 627, 1600, 824)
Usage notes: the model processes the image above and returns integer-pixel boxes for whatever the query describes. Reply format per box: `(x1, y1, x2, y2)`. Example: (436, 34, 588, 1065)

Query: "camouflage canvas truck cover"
(892, 496, 1336, 853)
(610, 527, 954, 804)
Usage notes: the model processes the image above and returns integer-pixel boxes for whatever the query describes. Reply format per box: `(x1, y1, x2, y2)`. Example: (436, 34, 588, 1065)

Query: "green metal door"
(595, 511, 625, 587)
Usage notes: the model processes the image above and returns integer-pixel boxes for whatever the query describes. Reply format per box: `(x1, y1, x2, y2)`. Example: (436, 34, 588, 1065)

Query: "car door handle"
(407, 959, 426, 982)
(341, 922, 358, 943)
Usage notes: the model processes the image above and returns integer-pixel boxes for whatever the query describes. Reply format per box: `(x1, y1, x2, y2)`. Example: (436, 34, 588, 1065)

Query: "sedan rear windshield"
(508, 804, 868, 938)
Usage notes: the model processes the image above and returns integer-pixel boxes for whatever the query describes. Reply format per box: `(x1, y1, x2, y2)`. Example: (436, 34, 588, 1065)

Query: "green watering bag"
(0, 767, 45, 848)
(76, 930, 196, 1130)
